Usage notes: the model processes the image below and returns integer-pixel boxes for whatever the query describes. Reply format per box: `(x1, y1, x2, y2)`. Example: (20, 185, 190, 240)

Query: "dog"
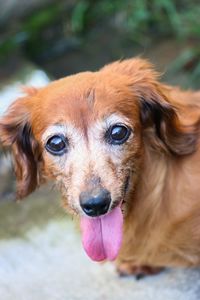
(0, 58, 200, 277)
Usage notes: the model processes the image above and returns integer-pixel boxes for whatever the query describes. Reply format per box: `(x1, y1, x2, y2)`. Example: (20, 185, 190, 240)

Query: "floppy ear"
(138, 87, 199, 155)
(103, 58, 199, 156)
(0, 96, 42, 199)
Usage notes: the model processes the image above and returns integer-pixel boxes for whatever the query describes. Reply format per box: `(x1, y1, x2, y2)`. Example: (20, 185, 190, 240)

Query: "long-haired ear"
(138, 85, 199, 156)
(102, 57, 199, 156)
(0, 96, 41, 199)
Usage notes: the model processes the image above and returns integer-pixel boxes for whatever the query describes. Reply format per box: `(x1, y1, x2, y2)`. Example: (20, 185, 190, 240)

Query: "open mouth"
(79, 175, 130, 262)
(80, 204, 123, 261)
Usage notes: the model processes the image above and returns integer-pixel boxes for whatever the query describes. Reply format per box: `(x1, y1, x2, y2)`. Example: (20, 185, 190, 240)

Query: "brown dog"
(1, 58, 200, 277)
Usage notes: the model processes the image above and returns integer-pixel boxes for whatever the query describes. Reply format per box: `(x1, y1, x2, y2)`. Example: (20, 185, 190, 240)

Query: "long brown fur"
(1, 57, 200, 276)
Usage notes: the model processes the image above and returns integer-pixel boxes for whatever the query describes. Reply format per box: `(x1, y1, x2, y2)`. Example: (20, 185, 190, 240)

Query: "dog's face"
(0, 58, 197, 261)
(37, 73, 142, 217)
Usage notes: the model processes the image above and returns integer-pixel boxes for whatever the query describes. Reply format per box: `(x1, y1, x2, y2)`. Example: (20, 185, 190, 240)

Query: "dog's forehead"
(31, 71, 138, 136)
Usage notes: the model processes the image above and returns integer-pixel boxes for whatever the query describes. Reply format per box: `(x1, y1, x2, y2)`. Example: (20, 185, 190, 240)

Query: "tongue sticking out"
(80, 206, 123, 261)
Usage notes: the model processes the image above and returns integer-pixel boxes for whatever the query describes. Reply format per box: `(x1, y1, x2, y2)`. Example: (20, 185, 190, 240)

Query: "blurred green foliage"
(70, 0, 200, 41)
(0, 3, 62, 58)
(0, 0, 199, 84)
(1, 0, 199, 53)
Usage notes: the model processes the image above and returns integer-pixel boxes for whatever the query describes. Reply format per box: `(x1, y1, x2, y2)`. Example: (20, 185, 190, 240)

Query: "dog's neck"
(126, 140, 200, 228)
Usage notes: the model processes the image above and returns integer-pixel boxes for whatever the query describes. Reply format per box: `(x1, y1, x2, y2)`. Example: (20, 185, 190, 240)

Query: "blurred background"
(0, 1, 199, 299)
(0, 0, 200, 84)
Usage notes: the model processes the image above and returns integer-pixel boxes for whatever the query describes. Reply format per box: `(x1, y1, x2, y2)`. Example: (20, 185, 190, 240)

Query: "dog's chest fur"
(118, 148, 200, 267)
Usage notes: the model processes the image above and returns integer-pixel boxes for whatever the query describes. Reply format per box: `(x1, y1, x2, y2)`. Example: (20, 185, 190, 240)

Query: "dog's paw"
(116, 263, 164, 279)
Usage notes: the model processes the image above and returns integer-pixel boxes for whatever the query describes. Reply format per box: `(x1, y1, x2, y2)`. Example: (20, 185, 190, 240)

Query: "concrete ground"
(0, 187, 200, 300)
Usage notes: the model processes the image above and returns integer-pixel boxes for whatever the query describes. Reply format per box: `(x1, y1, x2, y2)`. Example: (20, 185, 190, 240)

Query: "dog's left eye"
(106, 124, 131, 145)
(45, 135, 67, 155)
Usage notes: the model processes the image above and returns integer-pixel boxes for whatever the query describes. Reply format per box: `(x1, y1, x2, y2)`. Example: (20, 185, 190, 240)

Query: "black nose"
(79, 188, 111, 217)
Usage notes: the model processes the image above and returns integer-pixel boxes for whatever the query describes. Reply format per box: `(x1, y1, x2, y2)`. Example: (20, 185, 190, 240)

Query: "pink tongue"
(80, 206, 123, 261)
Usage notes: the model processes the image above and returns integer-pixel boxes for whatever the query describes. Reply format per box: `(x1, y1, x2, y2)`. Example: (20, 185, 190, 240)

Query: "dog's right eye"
(45, 135, 67, 156)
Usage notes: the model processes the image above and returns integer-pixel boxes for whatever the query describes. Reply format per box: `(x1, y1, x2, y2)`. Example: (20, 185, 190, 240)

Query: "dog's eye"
(106, 124, 131, 145)
(45, 135, 67, 155)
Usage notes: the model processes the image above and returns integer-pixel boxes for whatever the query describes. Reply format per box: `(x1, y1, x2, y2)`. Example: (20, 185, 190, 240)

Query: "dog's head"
(0, 58, 198, 261)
